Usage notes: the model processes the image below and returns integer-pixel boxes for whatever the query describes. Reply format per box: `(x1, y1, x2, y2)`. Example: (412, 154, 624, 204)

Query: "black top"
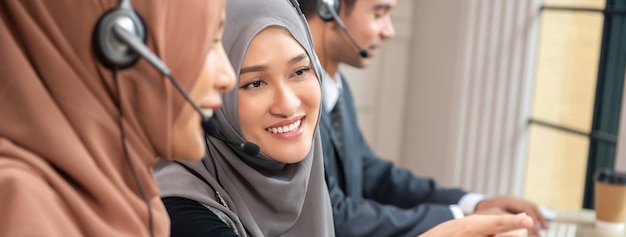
(163, 197, 238, 237)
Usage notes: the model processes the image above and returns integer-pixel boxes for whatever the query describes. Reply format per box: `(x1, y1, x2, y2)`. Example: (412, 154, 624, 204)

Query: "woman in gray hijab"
(153, 0, 538, 236)
(154, 0, 334, 236)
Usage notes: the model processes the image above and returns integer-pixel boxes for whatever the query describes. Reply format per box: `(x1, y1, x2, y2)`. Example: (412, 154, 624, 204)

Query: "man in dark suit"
(298, 0, 547, 236)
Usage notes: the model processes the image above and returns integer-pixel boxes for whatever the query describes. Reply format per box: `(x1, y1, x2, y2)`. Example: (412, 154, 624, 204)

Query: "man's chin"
(346, 59, 370, 69)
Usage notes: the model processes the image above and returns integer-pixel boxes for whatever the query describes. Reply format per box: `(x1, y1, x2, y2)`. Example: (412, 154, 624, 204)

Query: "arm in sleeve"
(163, 197, 238, 237)
(358, 131, 467, 208)
(326, 169, 456, 237)
(337, 79, 467, 207)
(458, 193, 488, 214)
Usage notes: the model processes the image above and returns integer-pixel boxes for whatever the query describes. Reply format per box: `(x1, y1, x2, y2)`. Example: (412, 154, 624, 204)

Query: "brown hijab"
(0, 0, 223, 236)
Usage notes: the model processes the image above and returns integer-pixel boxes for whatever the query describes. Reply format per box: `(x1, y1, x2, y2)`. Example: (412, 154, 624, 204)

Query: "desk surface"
(554, 209, 625, 237)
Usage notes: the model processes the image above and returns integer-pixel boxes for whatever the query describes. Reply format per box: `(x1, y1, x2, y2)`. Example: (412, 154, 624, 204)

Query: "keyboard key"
(539, 222, 577, 237)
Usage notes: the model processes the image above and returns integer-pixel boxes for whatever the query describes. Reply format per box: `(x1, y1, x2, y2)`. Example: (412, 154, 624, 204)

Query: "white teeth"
(201, 109, 214, 117)
(266, 119, 302, 134)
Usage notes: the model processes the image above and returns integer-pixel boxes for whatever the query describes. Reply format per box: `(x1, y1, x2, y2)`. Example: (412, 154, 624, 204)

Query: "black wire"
(113, 68, 155, 237)
(202, 134, 224, 203)
(204, 134, 222, 186)
(174, 135, 228, 209)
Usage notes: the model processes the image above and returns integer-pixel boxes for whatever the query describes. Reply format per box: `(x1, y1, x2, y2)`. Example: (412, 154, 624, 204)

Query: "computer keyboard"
(539, 206, 556, 221)
(539, 222, 577, 237)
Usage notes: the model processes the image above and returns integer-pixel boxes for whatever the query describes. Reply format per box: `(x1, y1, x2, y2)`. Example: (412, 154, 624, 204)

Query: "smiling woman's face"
(171, 10, 236, 161)
(237, 27, 321, 163)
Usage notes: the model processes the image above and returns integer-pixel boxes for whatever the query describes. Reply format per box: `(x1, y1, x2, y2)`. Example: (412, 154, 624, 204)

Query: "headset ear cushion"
(93, 8, 147, 69)
(317, 0, 340, 22)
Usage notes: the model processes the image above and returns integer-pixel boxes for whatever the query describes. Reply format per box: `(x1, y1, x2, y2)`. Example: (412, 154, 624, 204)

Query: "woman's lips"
(265, 117, 305, 140)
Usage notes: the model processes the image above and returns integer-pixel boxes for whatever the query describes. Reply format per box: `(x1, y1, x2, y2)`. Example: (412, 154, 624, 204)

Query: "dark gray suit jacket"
(320, 75, 468, 237)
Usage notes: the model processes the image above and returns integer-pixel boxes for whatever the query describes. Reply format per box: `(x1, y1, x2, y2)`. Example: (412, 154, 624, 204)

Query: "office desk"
(553, 209, 625, 237)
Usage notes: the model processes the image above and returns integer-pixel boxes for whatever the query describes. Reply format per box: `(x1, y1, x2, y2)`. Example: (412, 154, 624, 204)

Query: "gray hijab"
(155, 0, 334, 236)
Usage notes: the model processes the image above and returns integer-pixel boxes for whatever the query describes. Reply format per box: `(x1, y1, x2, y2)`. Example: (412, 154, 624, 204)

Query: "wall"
(343, 0, 542, 196)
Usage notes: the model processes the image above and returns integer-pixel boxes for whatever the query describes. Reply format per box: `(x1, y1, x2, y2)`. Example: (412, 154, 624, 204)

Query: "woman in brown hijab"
(0, 0, 234, 236)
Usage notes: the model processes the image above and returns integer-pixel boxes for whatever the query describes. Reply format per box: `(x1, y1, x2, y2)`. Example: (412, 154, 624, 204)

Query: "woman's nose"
(269, 85, 301, 117)
(214, 46, 236, 92)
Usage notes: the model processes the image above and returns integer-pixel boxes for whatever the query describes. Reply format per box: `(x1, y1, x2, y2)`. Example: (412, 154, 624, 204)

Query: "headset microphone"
(327, 8, 368, 58)
(210, 135, 261, 156)
(241, 142, 260, 156)
(318, 0, 368, 58)
(202, 116, 220, 137)
(203, 119, 261, 156)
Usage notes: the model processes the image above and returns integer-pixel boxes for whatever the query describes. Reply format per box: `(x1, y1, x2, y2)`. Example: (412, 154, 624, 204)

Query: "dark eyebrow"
(240, 65, 268, 74)
(240, 53, 308, 74)
(289, 53, 308, 65)
(373, 4, 392, 11)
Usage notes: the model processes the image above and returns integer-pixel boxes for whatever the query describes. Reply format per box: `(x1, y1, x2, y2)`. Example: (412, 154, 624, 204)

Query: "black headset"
(92, 1, 158, 237)
(315, 0, 368, 58)
(317, 0, 341, 22)
(93, 0, 171, 73)
(93, 0, 145, 70)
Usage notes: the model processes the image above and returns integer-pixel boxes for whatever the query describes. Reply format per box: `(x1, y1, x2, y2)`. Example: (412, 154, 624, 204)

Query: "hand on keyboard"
(418, 213, 534, 237)
(474, 195, 549, 230)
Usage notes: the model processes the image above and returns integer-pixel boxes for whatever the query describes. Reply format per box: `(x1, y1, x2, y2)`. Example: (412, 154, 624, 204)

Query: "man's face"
(336, 0, 396, 68)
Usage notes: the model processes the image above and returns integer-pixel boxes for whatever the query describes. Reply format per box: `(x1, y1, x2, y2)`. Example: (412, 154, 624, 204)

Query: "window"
(525, 0, 626, 209)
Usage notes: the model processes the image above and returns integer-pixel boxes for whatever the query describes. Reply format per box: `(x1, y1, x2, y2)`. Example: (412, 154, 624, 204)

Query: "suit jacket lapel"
(322, 116, 344, 159)
(337, 75, 362, 197)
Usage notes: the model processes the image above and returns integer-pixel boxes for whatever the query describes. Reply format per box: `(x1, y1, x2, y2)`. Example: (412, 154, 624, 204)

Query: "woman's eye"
(241, 80, 264, 89)
(294, 67, 310, 76)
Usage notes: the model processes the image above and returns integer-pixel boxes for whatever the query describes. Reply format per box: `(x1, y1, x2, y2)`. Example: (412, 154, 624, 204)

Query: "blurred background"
(340, 0, 626, 210)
